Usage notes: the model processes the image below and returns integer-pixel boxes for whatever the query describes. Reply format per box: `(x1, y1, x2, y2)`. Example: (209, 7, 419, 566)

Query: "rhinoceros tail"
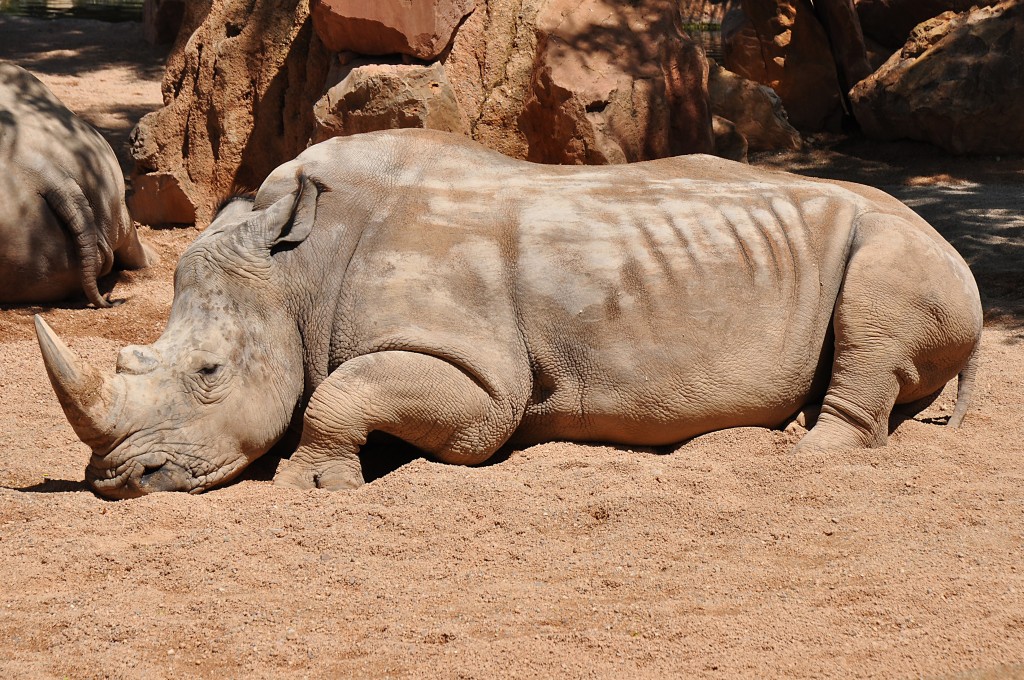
(42, 174, 111, 308)
(947, 340, 981, 428)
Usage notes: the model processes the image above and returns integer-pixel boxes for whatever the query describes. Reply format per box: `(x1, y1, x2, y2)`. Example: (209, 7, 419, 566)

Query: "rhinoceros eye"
(187, 353, 229, 403)
(189, 353, 228, 397)
(198, 363, 222, 378)
(197, 360, 220, 376)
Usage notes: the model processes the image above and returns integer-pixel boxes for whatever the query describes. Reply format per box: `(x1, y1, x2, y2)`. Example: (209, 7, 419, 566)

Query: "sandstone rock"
(312, 61, 468, 143)
(854, 0, 1001, 48)
(863, 35, 896, 72)
(447, 0, 714, 165)
(442, 0, 541, 159)
(127, 172, 196, 226)
(726, 0, 843, 131)
(311, 0, 476, 60)
(130, 0, 329, 227)
(142, 0, 186, 45)
(713, 115, 747, 162)
(520, 0, 712, 163)
(708, 62, 800, 152)
(815, 0, 872, 90)
(850, 0, 1024, 154)
(131, 0, 724, 227)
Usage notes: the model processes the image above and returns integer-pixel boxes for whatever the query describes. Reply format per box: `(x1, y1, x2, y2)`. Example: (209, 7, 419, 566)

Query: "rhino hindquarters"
(38, 168, 114, 308)
(275, 351, 524, 490)
(794, 213, 983, 454)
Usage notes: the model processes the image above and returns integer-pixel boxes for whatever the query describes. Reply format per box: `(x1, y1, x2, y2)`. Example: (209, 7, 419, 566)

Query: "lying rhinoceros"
(35, 129, 982, 498)
(0, 61, 154, 306)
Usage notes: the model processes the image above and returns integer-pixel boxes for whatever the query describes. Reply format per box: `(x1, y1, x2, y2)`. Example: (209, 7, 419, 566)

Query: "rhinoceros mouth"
(86, 443, 213, 498)
(88, 455, 195, 499)
(86, 445, 254, 499)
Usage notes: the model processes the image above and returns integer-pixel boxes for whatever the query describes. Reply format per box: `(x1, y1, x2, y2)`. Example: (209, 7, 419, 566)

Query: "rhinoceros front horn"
(34, 315, 125, 450)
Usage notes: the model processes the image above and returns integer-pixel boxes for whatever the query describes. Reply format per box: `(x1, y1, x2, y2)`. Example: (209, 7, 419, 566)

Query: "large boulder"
(130, 0, 329, 226)
(440, 0, 541, 159)
(724, 1, 843, 131)
(712, 114, 748, 162)
(310, 0, 476, 60)
(850, 0, 1024, 154)
(444, 0, 714, 164)
(312, 60, 468, 143)
(708, 62, 801, 152)
(854, 0, 1001, 48)
(519, 1, 713, 164)
(721, 7, 767, 83)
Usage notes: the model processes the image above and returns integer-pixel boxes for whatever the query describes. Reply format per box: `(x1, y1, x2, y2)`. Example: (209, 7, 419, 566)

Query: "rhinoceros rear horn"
(34, 315, 124, 450)
(261, 173, 319, 251)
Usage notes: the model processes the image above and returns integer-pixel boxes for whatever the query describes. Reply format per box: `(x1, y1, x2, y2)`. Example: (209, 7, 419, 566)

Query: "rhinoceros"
(0, 62, 154, 306)
(35, 129, 982, 499)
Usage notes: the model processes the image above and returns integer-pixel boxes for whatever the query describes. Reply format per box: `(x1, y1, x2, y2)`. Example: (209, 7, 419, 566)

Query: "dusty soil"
(2, 16, 1024, 679)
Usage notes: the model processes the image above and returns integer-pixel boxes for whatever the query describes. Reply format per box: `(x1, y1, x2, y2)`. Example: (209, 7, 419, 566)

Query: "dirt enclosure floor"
(2, 16, 1024, 680)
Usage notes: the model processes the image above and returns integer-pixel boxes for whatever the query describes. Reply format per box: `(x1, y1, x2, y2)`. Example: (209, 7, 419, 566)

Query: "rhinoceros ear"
(260, 173, 319, 252)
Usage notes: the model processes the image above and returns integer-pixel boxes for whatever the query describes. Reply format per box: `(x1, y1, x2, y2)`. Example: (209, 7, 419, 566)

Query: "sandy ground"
(1, 16, 1024, 679)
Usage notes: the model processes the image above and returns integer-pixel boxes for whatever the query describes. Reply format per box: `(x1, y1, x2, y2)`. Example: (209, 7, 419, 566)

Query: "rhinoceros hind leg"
(793, 215, 981, 455)
(275, 350, 519, 491)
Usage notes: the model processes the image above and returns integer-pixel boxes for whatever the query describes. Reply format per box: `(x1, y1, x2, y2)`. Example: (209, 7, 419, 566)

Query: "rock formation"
(708, 62, 801, 152)
(142, 0, 186, 45)
(130, 0, 724, 226)
(312, 60, 468, 143)
(712, 115, 748, 162)
(814, 0, 871, 91)
(130, 0, 329, 226)
(310, 0, 475, 60)
(721, 8, 767, 84)
(724, 0, 843, 131)
(517, 1, 714, 164)
(850, 0, 1024, 154)
(442, 0, 715, 164)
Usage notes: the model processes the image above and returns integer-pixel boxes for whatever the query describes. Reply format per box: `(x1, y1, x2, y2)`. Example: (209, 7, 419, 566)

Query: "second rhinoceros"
(0, 61, 155, 306)
(35, 129, 982, 499)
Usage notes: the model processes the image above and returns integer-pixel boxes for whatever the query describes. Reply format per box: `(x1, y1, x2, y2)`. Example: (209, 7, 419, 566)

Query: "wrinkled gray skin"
(0, 61, 155, 306)
(36, 129, 983, 499)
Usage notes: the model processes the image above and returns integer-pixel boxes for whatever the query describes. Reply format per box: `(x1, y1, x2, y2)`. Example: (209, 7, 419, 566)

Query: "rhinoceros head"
(36, 176, 319, 498)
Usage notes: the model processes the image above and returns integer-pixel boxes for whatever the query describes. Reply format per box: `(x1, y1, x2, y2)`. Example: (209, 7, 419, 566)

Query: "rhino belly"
(513, 302, 834, 447)
(508, 195, 846, 447)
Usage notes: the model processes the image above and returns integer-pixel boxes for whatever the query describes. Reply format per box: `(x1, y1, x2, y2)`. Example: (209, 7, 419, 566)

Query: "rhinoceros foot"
(791, 409, 889, 455)
(274, 455, 365, 491)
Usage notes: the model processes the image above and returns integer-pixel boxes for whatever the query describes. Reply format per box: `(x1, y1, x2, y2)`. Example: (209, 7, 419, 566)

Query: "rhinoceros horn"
(35, 315, 125, 450)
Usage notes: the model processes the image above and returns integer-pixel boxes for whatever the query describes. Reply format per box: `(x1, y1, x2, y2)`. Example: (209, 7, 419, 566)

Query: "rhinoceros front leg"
(274, 351, 518, 490)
